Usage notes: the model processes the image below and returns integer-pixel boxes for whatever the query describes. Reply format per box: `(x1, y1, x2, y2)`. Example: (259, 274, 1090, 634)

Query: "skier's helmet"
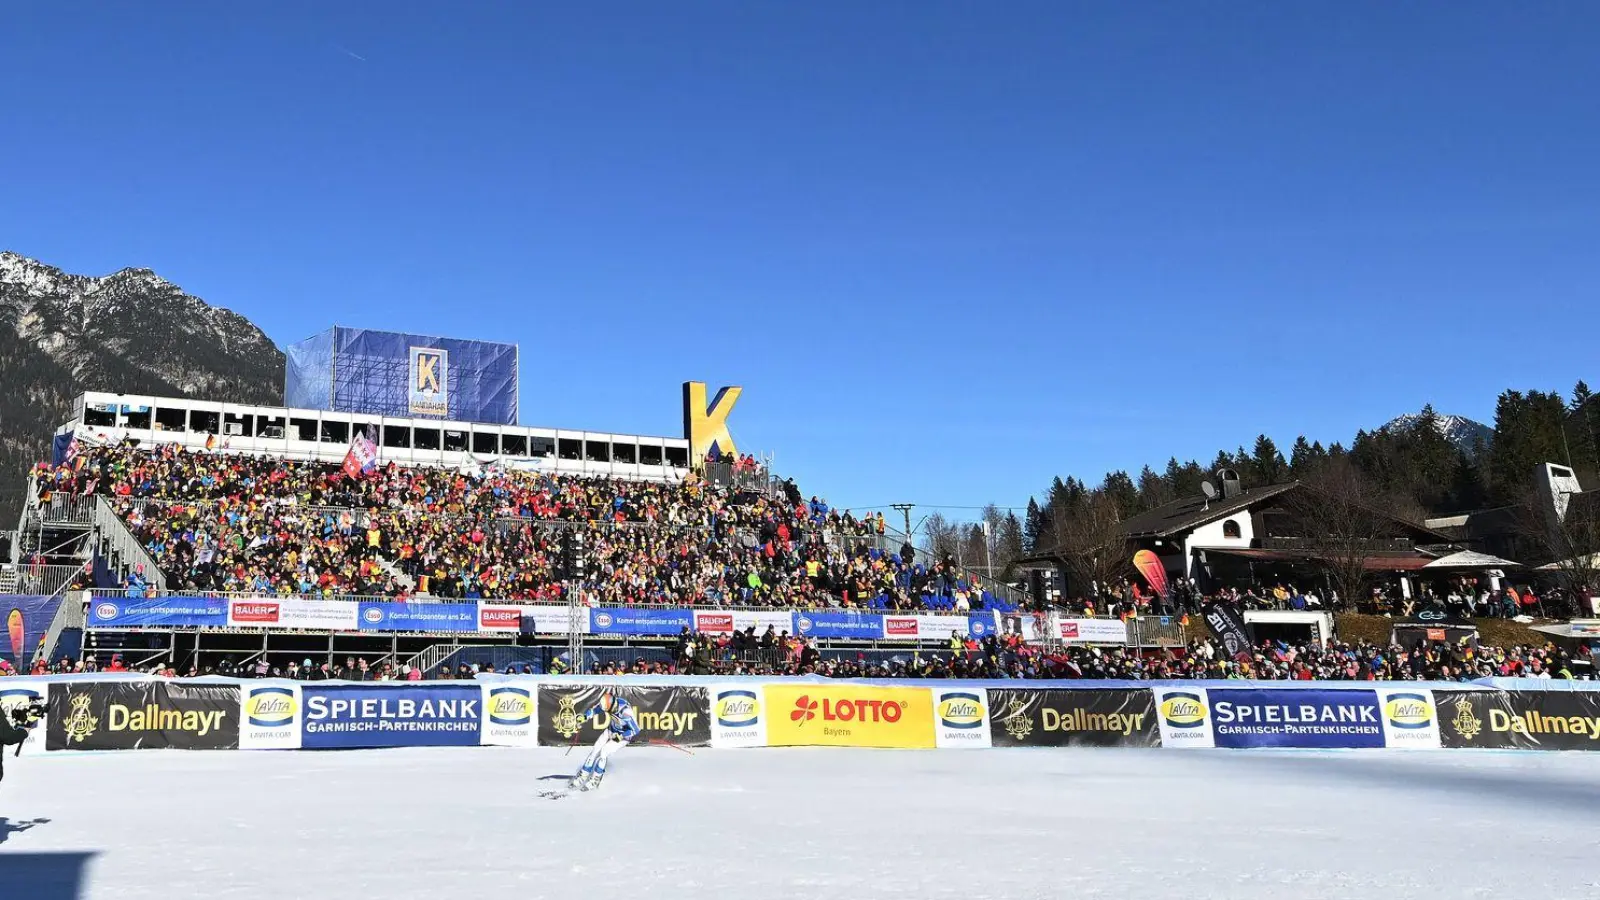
(598, 691, 616, 713)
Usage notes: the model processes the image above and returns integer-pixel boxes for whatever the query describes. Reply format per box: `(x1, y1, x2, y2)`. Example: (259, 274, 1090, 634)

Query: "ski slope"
(4, 747, 1598, 899)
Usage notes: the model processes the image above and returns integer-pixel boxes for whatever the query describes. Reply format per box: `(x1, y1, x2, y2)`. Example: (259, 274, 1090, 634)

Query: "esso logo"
(362, 607, 385, 624)
(95, 602, 119, 621)
(594, 613, 614, 629)
(971, 620, 987, 636)
(796, 616, 814, 633)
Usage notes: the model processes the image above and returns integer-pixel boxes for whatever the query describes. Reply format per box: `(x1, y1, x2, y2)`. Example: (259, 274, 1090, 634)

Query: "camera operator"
(0, 698, 46, 784)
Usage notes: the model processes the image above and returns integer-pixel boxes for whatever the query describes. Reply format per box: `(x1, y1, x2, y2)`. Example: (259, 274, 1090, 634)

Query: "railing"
(1, 563, 88, 596)
(33, 585, 87, 665)
(92, 498, 168, 594)
(1260, 536, 1418, 554)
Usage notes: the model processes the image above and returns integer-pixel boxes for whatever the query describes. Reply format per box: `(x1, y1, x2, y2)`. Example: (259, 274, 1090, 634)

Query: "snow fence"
(8, 675, 1600, 753)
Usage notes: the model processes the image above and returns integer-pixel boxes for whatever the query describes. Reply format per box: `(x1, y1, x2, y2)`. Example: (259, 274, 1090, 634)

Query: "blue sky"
(4, 3, 1597, 519)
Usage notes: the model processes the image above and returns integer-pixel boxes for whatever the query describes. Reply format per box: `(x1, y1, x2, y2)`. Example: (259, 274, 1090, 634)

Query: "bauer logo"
(488, 687, 533, 726)
(246, 687, 296, 728)
(1161, 692, 1207, 728)
(938, 692, 986, 729)
(480, 607, 521, 629)
(1385, 693, 1434, 730)
(716, 689, 760, 728)
(363, 607, 386, 625)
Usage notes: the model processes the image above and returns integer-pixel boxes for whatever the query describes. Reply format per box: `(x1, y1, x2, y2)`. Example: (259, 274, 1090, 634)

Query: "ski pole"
(647, 738, 695, 756)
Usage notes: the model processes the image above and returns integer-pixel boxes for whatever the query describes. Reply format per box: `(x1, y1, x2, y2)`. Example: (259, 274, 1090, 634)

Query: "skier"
(574, 690, 640, 791)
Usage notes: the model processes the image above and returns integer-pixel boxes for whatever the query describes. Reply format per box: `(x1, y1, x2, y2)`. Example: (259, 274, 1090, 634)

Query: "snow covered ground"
(4, 747, 1599, 899)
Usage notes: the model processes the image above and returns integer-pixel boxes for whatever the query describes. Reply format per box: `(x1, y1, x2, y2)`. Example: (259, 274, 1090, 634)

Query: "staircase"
(375, 555, 417, 592)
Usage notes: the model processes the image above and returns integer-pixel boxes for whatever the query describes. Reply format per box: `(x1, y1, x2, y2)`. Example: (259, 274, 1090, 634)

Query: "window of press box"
(558, 438, 582, 460)
(291, 418, 318, 442)
(256, 415, 286, 439)
(665, 446, 688, 468)
(382, 425, 411, 449)
(612, 442, 636, 464)
(444, 430, 468, 452)
(413, 428, 441, 451)
(189, 410, 220, 434)
(528, 437, 554, 458)
(640, 444, 663, 466)
(471, 432, 498, 454)
(320, 421, 349, 444)
(586, 441, 610, 462)
(352, 422, 378, 443)
(222, 413, 254, 437)
(84, 405, 117, 427)
(500, 433, 528, 456)
(154, 407, 187, 431)
(123, 407, 152, 430)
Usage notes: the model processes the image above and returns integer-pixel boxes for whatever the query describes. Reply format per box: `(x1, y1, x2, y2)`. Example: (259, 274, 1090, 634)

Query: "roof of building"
(1200, 547, 1437, 571)
(1117, 482, 1300, 539)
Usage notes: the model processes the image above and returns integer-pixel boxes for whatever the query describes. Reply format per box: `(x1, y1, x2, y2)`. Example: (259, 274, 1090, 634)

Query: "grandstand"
(7, 349, 1074, 676)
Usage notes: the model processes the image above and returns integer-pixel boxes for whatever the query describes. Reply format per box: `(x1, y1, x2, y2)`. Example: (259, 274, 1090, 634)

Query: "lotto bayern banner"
(301, 684, 482, 749)
(227, 598, 359, 631)
(762, 683, 936, 749)
(356, 602, 479, 632)
(88, 596, 229, 629)
(588, 607, 694, 636)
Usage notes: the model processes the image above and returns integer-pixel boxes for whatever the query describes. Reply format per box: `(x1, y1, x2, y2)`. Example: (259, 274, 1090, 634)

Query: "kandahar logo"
(716, 689, 760, 728)
(246, 686, 296, 728)
(488, 687, 533, 726)
(553, 695, 582, 739)
(1384, 692, 1434, 730)
(938, 692, 985, 729)
(1449, 695, 1482, 742)
(1000, 698, 1033, 742)
(1160, 691, 1207, 729)
(62, 692, 100, 744)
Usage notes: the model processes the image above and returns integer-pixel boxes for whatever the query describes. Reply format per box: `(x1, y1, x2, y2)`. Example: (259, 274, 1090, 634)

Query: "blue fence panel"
(87, 596, 228, 629)
(793, 611, 885, 640)
(588, 608, 694, 636)
(301, 684, 482, 748)
(357, 602, 479, 632)
(1208, 687, 1385, 749)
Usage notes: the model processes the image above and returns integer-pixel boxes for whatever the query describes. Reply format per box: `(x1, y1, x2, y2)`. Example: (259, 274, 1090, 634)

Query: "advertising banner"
(0, 679, 49, 752)
(933, 687, 992, 749)
(87, 596, 229, 629)
(881, 615, 924, 640)
(476, 605, 526, 633)
(357, 602, 479, 633)
(1204, 604, 1254, 658)
(240, 681, 301, 750)
(1375, 688, 1441, 749)
(793, 611, 884, 640)
(589, 608, 695, 636)
(228, 598, 359, 631)
(966, 613, 998, 639)
(710, 684, 767, 749)
(1436, 690, 1600, 751)
(990, 689, 1159, 747)
(1154, 687, 1214, 749)
(1054, 618, 1130, 645)
(918, 615, 979, 641)
(7, 595, 66, 669)
(536, 684, 710, 747)
(480, 683, 538, 747)
(692, 610, 796, 637)
(518, 605, 588, 635)
(301, 684, 483, 749)
(46, 681, 239, 751)
(762, 684, 935, 749)
(1208, 688, 1384, 749)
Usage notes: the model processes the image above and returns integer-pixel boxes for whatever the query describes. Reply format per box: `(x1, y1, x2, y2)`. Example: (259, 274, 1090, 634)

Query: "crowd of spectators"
(33, 443, 1009, 612)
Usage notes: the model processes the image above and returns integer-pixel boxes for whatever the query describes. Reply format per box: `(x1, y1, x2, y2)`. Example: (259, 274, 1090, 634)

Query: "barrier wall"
(14, 675, 1600, 753)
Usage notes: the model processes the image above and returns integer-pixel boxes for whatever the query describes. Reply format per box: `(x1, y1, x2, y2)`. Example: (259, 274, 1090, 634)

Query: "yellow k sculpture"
(682, 381, 742, 464)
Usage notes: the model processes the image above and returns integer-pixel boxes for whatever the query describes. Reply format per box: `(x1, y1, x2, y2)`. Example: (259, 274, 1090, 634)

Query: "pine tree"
(1252, 434, 1288, 485)
(1023, 498, 1050, 552)
(1569, 380, 1599, 485)
(1136, 464, 1174, 511)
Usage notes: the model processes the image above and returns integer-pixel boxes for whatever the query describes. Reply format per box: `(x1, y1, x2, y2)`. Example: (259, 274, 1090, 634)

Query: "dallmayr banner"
(763, 684, 936, 749)
(990, 689, 1159, 747)
(1436, 689, 1600, 751)
(46, 681, 239, 751)
(536, 685, 710, 748)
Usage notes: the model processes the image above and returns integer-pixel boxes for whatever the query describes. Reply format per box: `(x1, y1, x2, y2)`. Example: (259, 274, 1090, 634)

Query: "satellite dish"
(1201, 482, 1218, 500)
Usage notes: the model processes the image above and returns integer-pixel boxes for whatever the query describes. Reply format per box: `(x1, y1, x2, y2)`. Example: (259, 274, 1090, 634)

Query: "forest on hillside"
(925, 383, 1600, 583)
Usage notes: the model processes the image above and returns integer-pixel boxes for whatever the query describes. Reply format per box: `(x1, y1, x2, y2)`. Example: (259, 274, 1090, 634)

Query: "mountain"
(0, 251, 283, 527)
(1381, 410, 1494, 458)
